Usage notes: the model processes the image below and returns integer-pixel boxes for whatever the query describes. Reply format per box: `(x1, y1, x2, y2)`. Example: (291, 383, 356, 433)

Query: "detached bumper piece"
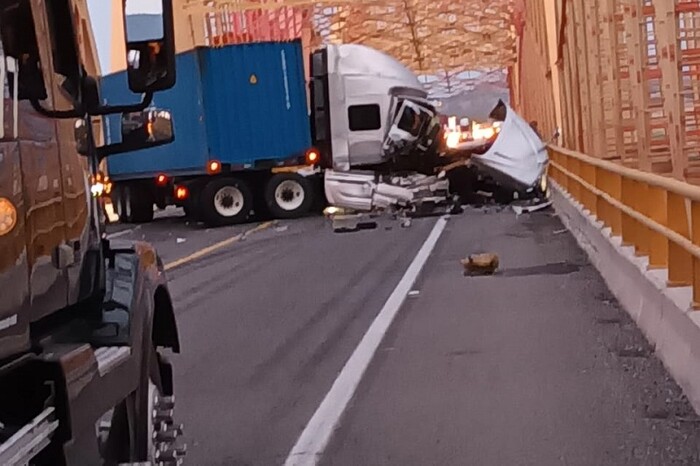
(323, 170, 457, 231)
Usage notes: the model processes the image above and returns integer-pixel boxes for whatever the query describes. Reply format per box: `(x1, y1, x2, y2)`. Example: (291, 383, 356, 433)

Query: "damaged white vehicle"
(307, 43, 550, 230)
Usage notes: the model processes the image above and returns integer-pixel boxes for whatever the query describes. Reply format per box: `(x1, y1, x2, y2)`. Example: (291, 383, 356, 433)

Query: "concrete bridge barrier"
(548, 145, 700, 414)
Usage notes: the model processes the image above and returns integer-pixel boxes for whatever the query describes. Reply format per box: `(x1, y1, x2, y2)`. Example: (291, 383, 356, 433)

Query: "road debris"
(408, 290, 420, 298)
(176, 237, 186, 244)
(461, 253, 500, 276)
(275, 225, 289, 233)
(553, 228, 567, 235)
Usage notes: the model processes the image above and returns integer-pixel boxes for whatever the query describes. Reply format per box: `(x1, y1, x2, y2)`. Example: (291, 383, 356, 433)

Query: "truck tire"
(114, 184, 154, 223)
(264, 173, 315, 219)
(200, 177, 253, 226)
(101, 346, 182, 463)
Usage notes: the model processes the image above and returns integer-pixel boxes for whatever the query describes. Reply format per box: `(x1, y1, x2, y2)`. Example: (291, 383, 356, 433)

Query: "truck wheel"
(264, 173, 315, 219)
(201, 177, 253, 226)
(100, 346, 183, 463)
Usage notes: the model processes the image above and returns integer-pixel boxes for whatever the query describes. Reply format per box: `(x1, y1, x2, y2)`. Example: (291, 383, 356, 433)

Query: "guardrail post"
(559, 152, 569, 191)
(667, 192, 692, 287)
(609, 172, 623, 237)
(582, 163, 597, 216)
(606, 172, 622, 237)
(648, 186, 668, 269)
(596, 166, 608, 226)
(634, 180, 650, 257)
(570, 158, 580, 201)
(621, 178, 637, 247)
(692, 201, 700, 309)
(550, 149, 563, 187)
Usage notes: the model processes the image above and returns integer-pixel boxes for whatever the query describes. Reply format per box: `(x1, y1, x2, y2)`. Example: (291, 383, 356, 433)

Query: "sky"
(87, 0, 112, 74)
(88, 0, 161, 75)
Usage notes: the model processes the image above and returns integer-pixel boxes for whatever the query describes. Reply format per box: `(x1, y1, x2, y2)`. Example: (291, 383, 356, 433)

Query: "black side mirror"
(120, 109, 174, 150)
(79, 109, 174, 159)
(123, 0, 176, 93)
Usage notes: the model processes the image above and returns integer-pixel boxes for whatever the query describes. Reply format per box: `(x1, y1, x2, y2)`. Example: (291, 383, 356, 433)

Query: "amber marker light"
(306, 148, 320, 165)
(207, 160, 221, 174)
(0, 198, 17, 236)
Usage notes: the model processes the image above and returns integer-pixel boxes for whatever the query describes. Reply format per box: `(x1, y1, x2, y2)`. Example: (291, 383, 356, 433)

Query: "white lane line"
(284, 215, 450, 466)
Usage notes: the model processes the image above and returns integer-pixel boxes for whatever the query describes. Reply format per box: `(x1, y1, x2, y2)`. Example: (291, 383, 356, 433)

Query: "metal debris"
(513, 200, 553, 216)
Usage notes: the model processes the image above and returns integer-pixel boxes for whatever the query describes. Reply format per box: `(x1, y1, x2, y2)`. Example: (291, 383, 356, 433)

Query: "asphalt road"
(107, 207, 700, 466)
(109, 210, 437, 465)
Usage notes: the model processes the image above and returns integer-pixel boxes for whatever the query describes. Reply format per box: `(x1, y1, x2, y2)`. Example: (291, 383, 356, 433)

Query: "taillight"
(155, 174, 169, 187)
(174, 185, 189, 201)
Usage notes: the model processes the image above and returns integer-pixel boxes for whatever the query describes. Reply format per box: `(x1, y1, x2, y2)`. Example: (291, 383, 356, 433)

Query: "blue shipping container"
(102, 41, 312, 180)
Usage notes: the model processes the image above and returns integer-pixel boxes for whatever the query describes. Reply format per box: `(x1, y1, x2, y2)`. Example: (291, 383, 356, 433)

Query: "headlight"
(91, 182, 105, 197)
(324, 206, 348, 217)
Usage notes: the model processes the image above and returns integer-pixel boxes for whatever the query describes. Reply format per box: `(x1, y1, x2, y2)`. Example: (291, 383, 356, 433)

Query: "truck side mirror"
(123, 0, 176, 93)
(121, 109, 174, 150)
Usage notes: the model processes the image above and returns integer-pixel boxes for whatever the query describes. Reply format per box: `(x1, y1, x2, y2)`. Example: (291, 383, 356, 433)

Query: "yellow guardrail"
(548, 145, 700, 309)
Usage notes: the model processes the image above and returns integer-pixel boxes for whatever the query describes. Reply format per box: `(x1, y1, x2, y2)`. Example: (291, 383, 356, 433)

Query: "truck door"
(0, 53, 32, 359)
(345, 100, 386, 166)
(0, 0, 72, 322)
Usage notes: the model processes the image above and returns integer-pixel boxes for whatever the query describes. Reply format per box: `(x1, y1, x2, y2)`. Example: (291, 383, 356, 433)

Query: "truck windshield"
(396, 105, 421, 137)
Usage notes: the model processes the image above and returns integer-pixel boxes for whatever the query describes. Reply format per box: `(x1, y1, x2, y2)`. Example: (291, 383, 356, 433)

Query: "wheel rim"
(147, 380, 160, 460)
(97, 379, 183, 462)
(274, 180, 305, 211)
(214, 185, 245, 217)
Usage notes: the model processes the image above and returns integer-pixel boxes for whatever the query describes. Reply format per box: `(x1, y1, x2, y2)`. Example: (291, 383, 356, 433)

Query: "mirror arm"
(90, 92, 154, 116)
(30, 99, 84, 119)
(95, 143, 129, 162)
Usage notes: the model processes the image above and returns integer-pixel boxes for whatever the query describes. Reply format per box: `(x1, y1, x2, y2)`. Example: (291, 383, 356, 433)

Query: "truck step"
(95, 346, 131, 376)
(0, 408, 58, 465)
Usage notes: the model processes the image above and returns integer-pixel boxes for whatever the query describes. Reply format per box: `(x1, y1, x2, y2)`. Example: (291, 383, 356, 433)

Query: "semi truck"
(0, 0, 185, 464)
(101, 40, 321, 226)
(102, 37, 550, 228)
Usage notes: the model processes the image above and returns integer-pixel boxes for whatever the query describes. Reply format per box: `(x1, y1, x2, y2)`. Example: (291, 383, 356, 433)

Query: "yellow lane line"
(164, 220, 277, 271)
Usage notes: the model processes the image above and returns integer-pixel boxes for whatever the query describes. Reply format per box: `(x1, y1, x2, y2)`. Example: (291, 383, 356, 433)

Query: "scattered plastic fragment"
(275, 225, 289, 233)
(176, 238, 186, 244)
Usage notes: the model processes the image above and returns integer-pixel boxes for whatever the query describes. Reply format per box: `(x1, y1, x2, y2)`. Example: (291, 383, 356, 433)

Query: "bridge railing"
(548, 145, 700, 309)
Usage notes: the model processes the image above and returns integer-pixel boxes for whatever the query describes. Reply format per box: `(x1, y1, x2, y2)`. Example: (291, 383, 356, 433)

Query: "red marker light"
(155, 174, 169, 187)
(207, 160, 221, 174)
(174, 185, 189, 201)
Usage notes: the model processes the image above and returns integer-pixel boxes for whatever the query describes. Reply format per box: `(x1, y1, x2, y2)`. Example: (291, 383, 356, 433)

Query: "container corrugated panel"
(198, 40, 311, 166)
(102, 51, 210, 179)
